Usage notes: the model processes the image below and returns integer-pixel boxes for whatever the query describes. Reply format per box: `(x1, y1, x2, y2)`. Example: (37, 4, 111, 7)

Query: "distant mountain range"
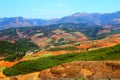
(0, 11, 120, 30)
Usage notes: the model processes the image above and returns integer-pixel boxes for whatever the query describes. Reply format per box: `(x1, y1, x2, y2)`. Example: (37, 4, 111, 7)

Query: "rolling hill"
(0, 23, 120, 62)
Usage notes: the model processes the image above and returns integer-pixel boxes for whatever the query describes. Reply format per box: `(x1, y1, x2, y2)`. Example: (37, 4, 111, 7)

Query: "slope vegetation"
(3, 45, 120, 76)
(0, 39, 39, 61)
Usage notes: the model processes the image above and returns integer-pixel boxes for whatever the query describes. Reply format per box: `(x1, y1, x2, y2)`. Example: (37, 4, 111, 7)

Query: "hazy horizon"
(0, 0, 120, 19)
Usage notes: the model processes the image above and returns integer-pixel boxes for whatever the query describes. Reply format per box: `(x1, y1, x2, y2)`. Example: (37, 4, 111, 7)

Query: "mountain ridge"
(0, 11, 120, 30)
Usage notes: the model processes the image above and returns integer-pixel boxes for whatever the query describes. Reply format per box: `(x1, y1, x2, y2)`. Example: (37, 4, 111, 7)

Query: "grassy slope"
(3, 45, 120, 76)
(47, 46, 79, 51)
(25, 54, 53, 60)
(0, 67, 6, 72)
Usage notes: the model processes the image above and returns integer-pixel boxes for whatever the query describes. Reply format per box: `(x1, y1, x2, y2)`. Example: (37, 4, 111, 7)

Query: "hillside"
(0, 25, 120, 79)
(1, 61, 120, 80)
(3, 45, 120, 77)
(0, 23, 120, 62)
(0, 23, 120, 60)
(1, 23, 120, 41)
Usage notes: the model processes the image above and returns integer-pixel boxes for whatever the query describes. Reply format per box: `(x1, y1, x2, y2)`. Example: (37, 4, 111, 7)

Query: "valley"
(0, 30, 120, 79)
(0, 11, 120, 79)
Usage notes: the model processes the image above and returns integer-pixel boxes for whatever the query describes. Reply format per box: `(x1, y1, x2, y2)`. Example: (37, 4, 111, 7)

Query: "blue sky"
(0, 0, 120, 19)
